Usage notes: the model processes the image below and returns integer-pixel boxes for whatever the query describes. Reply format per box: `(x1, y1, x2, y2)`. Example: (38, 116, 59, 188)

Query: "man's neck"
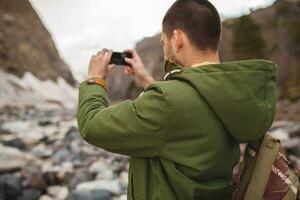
(182, 50, 220, 68)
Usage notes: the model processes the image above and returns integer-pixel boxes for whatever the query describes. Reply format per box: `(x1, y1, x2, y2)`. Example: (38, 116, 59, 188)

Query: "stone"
(95, 170, 114, 180)
(67, 189, 112, 200)
(16, 129, 45, 146)
(281, 138, 300, 149)
(53, 148, 72, 163)
(76, 180, 121, 194)
(0, 174, 22, 200)
(38, 120, 53, 126)
(64, 126, 80, 141)
(47, 186, 69, 200)
(118, 194, 127, 200)
(21, 167, 47, 190)
(269, 129, 289, 141)
(67, 191, 91, 200)
(31, 143, 53, 159)
(64, 168, 93, 190)
(17, 188, 42, 200)
(39, 195, 55, 200)
(1, 120, 31, 133)
(89, 189, 112, 200)
(2, 137, 27, 150)
(89, 160, 110, 174)
(0, 145, 38, 173)
(118, 171, 128, 192)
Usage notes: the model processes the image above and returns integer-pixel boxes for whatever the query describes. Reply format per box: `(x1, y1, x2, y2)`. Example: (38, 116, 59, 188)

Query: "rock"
(270, 121, 300, 157)
(0, 174, 22, 200)
(67, 189, 112, 200)
(16, 129, 46, 146)
(42, 171, 63, 186)
(67, 191, 92, 200)
(0, 145, 38, 173)
(1, 120, 32, 133)
(64, 126, 80, 141)
(118, 194, 127, 200)
(53, 148, 72, 163)
(281, 138, 300, 149)
(269, 129, 289, 141)
(21, 167, 47, 190)
(2, 137, 27, 150)
(95, 170, 114, 180)
(47, 186, 69, 200)
(289, 154, 300, 166)
(118, 171, 128, 192)
(0, 0, 77, 110)
(39, 163, 70, 186)
(0, 0, 75, 86)
(31, 143, 53, 159)
(38, 120, 53, 127)
(89, 189, 112, 200)
(17, 188, 42, 200)
(61, 162, 74, 173)
(3, 13, 15, 22)
(39, 195, 55, 200)
(76, 180, 121, 194)
(89, 160, 110, 174)
(64, 168, 93, 190)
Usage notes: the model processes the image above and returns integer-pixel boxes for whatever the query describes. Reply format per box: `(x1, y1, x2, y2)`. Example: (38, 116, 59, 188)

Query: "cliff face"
(0, 0, 75, 86)
(0, 0, 77, 109)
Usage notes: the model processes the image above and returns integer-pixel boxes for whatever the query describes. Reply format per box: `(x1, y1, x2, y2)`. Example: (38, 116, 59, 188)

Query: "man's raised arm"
(77, 81, 170, 157)
(77, 48, 168, 157)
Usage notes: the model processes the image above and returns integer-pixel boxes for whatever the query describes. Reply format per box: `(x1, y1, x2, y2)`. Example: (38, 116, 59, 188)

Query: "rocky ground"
(0, 107, 128, 200)
(0, 104, 299, 200)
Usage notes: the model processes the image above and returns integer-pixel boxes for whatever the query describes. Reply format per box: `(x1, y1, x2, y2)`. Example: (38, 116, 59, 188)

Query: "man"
(77, 0, 277, 199)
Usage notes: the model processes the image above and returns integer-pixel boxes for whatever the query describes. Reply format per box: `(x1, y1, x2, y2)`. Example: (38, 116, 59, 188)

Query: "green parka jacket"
(77, 59, 277, 200)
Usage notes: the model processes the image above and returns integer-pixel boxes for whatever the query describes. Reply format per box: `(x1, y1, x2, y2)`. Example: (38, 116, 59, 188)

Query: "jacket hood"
(166, 59, 277, 143)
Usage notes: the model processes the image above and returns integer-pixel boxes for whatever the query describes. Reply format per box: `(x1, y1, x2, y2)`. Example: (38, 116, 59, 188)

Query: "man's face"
(160, 32, 182, 66)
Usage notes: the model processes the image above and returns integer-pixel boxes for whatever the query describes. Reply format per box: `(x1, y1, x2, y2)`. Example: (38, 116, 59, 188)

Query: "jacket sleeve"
(77, 81, 171, 157)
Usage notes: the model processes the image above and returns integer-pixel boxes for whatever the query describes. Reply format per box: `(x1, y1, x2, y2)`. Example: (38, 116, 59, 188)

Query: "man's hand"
(88, 48, 116, 79)
(123, 49, 155, 89)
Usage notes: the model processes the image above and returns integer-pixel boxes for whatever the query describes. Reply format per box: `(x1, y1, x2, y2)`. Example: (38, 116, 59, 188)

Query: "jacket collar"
(164, 59, 183, 73)
(163, 60, 220, 80)
(163, 59, 183, 80)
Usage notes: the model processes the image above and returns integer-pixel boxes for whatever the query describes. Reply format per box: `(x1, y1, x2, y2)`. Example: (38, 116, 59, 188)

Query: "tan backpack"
(232, 132, 300, 200)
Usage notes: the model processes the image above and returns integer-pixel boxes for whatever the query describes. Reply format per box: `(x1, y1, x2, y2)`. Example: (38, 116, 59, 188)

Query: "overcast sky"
(29, 0, 276, 81)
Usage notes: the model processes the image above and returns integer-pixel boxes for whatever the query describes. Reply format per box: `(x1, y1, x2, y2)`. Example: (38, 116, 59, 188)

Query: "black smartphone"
(109, 52, 133, 66)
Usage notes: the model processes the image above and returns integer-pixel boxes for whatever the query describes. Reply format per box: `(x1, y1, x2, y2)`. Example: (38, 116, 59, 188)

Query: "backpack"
(232, 132, 300, 200)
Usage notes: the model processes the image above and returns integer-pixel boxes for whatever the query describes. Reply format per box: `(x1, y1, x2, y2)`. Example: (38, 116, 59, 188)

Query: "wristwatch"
(86, 77, 108, 91)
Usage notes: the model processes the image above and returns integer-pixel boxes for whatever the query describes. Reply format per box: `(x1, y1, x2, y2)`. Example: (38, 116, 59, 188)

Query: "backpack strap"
(244, 133, 280, 200)
(233, 138, 263, 199)
(233, 133, 280, 200)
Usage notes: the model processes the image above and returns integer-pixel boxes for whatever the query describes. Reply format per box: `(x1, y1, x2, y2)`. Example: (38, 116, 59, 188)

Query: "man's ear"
(172, 29, 183, 53)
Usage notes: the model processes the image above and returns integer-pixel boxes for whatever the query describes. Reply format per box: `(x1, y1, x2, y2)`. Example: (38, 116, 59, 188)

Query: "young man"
(77, 0, 277, 199)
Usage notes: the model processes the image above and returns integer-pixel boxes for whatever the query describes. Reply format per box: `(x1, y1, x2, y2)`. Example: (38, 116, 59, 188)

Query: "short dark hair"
(162, 0, 221, 52)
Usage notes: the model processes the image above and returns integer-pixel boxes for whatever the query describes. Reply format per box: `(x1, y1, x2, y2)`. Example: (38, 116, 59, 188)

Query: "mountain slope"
(0, 0, 75, 86)
(0, 0, 77, 109)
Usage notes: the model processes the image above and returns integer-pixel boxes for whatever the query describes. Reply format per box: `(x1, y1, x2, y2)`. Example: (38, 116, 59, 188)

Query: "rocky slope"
(0, 0, 77, 109)
(0, 108, 128, 200)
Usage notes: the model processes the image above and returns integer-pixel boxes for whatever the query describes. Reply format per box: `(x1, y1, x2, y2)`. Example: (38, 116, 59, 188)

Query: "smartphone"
(109, 52, 133, 66)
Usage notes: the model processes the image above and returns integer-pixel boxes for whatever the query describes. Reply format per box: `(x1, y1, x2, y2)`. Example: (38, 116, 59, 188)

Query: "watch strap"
(86, 77, 108, 92)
